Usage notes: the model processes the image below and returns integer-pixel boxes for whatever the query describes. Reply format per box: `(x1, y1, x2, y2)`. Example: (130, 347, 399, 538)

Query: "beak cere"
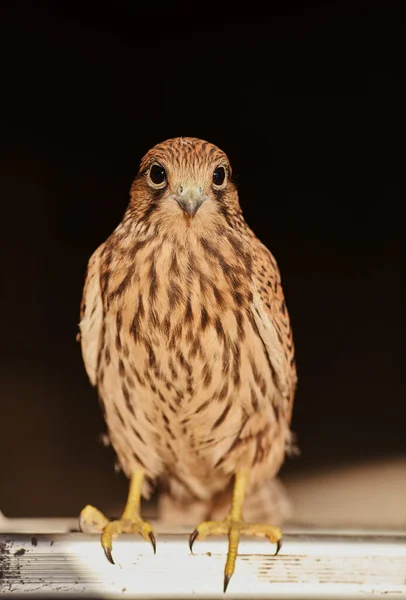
(175, 185, 206, 217)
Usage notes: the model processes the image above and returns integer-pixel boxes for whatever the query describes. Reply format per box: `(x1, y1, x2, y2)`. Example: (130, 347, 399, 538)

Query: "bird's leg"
(79, 469, 156, 564)
(189, 470, 282, 593)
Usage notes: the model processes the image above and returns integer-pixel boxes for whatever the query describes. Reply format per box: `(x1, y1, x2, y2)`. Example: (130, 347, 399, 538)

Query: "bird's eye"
(212, 166, 226, 187)
(149, 164, 167, 186)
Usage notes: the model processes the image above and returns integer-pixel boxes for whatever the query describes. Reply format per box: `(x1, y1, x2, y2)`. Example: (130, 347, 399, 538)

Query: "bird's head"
(128, 137, 243, 232)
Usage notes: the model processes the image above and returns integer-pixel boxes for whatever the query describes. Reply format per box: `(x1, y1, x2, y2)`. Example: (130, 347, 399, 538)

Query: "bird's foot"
(79, 504, 156, 564)
(189, 517, 282, 592)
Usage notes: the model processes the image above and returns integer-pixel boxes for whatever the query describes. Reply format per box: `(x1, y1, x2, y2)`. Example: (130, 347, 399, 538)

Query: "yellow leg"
(190, 470, 282, 593)
(79, 470, 156, 564)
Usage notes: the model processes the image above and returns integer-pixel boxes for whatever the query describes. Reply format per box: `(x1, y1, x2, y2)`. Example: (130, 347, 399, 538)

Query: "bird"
(78, 136, 297, 592)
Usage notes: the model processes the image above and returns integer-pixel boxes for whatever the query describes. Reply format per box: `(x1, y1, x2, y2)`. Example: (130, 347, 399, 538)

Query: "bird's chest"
(110, 238, 252, 396)
(101, 235, 276, 475)
(124, 258, 252, 407)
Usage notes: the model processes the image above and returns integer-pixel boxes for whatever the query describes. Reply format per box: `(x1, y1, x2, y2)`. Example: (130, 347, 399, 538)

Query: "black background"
(1, 1, 401, 518)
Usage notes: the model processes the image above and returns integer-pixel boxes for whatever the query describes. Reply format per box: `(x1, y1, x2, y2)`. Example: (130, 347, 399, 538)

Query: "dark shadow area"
(0, 1, 401, 518)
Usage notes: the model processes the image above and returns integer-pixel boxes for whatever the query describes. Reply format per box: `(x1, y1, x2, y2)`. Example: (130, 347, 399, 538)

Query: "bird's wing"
(79, 243, 105, 387)
(250, 239, 297, 420)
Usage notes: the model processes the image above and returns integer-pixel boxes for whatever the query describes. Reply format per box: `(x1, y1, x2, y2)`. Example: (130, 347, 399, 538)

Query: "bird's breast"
(100, 230, 281, 485)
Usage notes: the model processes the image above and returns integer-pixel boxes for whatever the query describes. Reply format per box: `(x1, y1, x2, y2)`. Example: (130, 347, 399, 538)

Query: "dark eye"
(149, 164, 167, 185)
(213, 166, 226, 187)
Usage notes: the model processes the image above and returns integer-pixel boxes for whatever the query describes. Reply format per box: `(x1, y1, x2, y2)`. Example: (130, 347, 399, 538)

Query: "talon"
(189, 528, 199, 553)
(223, 573, 231, 593)
(274, 538, 282, 556)
(80, 472, 156, 566)
(148, 531, 156, 554)
(103, 545, 115, 565)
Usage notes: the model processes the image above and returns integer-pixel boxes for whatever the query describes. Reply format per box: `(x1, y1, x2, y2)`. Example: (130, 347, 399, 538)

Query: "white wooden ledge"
(0, 520, 405, 598)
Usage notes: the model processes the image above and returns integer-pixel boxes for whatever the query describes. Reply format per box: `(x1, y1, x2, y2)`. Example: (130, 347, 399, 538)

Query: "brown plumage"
(79, 136, 297, 588)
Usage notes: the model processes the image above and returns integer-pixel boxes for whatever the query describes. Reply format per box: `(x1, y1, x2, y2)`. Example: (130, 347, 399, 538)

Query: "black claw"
(149, 531, 157, 554)
(223, 573, 231, 593)
(274, 538, 282, 556)
(189, 529, 199, 554)
(104, 546, 115, 565)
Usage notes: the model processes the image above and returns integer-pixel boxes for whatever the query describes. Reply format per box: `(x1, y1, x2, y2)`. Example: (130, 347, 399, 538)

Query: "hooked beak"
(175, 185, 206, 217)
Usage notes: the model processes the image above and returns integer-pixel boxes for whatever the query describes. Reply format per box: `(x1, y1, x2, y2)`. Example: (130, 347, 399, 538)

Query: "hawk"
(79, 137, 297, 591)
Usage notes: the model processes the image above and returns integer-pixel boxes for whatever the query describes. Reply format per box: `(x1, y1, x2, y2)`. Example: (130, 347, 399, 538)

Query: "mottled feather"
(80, 244, 105, 386)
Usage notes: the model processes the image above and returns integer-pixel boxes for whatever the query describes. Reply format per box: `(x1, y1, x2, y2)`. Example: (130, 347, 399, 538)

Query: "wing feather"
(79, 243, 105, 386)
(250, 239, 297, 420)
